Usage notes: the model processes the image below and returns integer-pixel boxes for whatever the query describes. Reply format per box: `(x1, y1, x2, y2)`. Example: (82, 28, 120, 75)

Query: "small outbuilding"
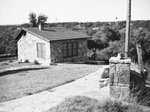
(16, 26, 91, 65)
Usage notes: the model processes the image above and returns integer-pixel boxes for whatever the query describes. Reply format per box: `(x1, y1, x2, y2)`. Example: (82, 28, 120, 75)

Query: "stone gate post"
(109, 56, 131, 101)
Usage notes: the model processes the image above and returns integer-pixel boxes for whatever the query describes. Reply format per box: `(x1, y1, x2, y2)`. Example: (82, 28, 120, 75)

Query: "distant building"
(16, 26, 91, 65)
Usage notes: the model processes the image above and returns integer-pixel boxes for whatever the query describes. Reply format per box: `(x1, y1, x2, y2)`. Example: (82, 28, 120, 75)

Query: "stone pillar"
(109, 56, 131, 101)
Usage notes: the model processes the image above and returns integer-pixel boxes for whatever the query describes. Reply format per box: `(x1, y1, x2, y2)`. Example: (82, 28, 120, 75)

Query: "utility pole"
(125, 0, 131, 57)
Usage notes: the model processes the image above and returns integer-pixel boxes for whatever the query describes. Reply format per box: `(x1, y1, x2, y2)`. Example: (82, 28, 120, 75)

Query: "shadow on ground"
(0, 67, 49, 77)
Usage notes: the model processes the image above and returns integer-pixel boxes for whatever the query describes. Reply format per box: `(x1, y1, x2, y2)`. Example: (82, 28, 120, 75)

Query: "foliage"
(47, 96, 147, 112)
(28, 12, 48, 27)
(85, 28, 97, 36)
(87, 39, 105, 60)
(83, 22, 93, 28)
(129, 29, 150, 62)
(0, 25, 18, 55)
(97, 41, 123, 62)
(93, 27, 120, 46)
(88, 27, 121, 60)
(37, 13, 48, 24)
(29, 12, 37, 27)
(24, 59, 29, 63)
(34, 60, 40, 65)
(86, 21, 150, 64)
(87, 39, 105, 50)
(131, 20, 150, 30)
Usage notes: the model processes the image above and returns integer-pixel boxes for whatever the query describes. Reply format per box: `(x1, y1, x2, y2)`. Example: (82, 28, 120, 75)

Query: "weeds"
(47, 96, 149, 112)
(129, 81, 150, 106)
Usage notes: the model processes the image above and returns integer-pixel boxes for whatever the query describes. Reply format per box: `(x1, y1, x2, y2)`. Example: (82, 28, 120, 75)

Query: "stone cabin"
(16, 26, 91, 65)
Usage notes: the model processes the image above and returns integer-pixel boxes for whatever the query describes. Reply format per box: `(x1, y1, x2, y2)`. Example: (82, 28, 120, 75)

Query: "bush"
(97, 41, 123, 62)
(24, 59, 29, 63)
(34, 60, 40, 65)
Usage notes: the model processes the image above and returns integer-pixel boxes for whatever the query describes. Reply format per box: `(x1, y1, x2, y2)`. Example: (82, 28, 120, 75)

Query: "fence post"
(136, 44, 144, 73)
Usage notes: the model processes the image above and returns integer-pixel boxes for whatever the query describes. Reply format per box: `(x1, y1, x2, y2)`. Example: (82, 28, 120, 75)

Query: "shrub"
(24, 59, 29, 63)
(97, 41, 123, 62)
(34, 60, 40, 65)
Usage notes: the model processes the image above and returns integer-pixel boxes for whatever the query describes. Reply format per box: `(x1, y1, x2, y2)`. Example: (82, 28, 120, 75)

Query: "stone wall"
(18, 32, 51, 65)
(109, 57, 131, 101)
(50, 38, 87, 63)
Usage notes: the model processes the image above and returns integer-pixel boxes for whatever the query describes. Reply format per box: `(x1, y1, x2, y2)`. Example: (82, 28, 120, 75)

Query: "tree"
(87, 39, 105, 60)
(85, 28, 97, 36)
(93, 26, 120, 48)
(29, 12, 37, 27)
(129, 29, 150, 62)
(37, 14, 48, 24)
(88, 26, 121, 60)
(97, 41, 123, 62)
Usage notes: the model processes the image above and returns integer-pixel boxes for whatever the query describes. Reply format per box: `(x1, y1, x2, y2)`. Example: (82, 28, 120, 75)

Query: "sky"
(0, 0, 150, 25)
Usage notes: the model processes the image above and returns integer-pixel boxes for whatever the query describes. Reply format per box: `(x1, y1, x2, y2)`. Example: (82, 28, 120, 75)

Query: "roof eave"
(15, 30, 24, 41)
(50, 36, 92, 42)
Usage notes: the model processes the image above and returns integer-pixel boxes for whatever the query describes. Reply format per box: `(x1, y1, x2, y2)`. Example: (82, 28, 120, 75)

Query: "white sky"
(0, 0, 150, 25)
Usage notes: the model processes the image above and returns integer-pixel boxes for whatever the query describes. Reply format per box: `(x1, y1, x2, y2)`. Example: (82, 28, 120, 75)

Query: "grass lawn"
(0, 61, 100, 102)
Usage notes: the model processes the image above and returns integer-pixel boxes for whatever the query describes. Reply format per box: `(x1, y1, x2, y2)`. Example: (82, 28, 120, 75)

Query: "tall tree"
(29, 12, 37, 27)
(37, 14, 48, 24)
(88, 26, 120, 60)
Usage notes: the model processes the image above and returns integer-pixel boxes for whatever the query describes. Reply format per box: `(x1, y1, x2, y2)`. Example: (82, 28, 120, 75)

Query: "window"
(68, 43, 72, 57)
(62, 43, 67, 57)
(37, 43, 46, 59)
(73, 42, 78, 56)
(62, 42, 78, 58)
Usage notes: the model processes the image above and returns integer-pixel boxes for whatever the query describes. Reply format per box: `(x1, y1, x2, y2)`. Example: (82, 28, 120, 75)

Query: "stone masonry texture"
(109, 57, 131, 101)
(50, 38, 87, 63)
